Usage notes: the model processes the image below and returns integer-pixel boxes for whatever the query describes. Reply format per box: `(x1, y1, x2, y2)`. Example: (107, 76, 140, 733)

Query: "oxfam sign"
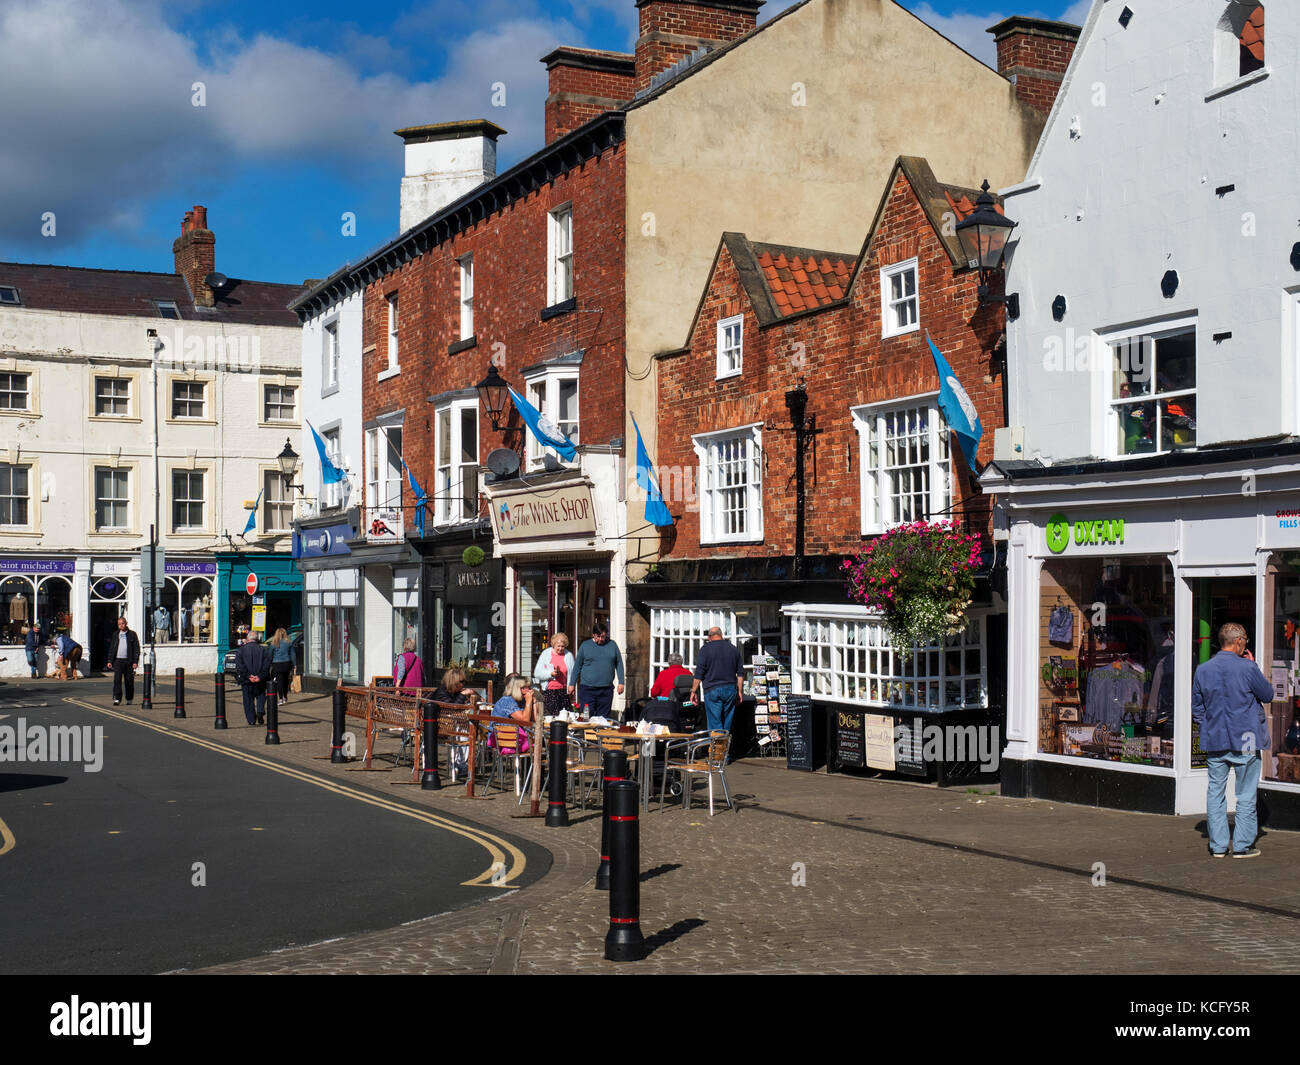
(1046, 513, 1126, 554)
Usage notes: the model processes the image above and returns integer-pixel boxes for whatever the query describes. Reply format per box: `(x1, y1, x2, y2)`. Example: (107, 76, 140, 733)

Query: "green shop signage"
(1045, 512, 1126, 554)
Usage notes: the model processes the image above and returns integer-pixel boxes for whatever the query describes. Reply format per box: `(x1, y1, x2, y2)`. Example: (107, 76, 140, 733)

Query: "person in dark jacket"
(25, 621, 43, 678)
(106, 616, 140, 704)
(234, 630, 273, 726)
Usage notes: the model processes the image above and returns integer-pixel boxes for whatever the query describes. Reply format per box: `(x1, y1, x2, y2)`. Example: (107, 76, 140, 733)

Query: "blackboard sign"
(371, 675, 396, 688)
(785, 694, 814, 771)
(836, 710, 865, 768)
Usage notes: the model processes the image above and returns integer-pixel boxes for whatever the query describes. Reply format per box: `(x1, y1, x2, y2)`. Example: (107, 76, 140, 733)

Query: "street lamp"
(277, 437, 301, 483)
(955, 180, 1019, 317)
(474, 364, 512, 432)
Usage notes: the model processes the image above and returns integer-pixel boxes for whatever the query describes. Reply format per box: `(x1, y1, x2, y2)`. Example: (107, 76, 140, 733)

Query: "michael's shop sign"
(1045, 513, 1126, 554)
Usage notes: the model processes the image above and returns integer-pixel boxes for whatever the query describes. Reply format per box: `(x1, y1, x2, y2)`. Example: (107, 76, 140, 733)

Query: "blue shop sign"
(0, 558, 75, 574)
(294, 522, 353, 559)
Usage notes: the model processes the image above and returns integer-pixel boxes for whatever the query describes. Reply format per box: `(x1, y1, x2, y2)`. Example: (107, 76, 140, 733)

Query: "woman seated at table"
(491, 673, 535, 754)
(430, 666, 470, 706)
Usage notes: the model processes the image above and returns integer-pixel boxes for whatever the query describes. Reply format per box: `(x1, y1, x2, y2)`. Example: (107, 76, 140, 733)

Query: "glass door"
(1188, 576, 1256, 769)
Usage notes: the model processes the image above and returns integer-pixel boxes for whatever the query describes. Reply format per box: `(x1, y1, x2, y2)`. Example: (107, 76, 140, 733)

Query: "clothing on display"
(1048, 604, 1074, 644)
(1084, 662, 1146, 728)
(9, 593, 28, 622)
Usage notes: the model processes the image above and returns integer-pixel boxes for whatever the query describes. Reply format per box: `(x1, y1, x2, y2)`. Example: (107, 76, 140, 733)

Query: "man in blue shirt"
(1192, 622, 1274, 859)
(690, 627, 744, 736)
(568, 622, 625, 719)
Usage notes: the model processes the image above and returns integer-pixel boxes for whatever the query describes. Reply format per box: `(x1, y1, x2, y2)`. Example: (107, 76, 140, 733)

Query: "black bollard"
(141, 661, 153, 711)
(264, 684, 279, 745)
(331, 688, 347, 763)
(544, 720, 570, 827)
(604, 780, 646, 962)
(421, 698, 442, 790)
(214, 671, 227, 729)
(173, 667, 186, 718)
(595, 748, 629, 891)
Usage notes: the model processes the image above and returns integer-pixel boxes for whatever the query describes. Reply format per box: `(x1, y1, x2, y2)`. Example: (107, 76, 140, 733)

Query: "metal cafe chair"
(659, 730, 733, 815)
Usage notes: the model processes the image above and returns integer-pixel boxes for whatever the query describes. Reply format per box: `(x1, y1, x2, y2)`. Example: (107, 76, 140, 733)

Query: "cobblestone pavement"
(54, 679, 1300, 974)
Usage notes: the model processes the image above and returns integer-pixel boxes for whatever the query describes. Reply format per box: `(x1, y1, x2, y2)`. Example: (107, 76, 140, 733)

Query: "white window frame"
(366, 425, 404, 511)
(458, 254, 474, 340)
(716, 314, 743, 380)
(692, 423, 764, 546)
(262, 470, 293, 534)
(263, 383, 297, 423)
(852, 393, 951, 536)
(0, 285, 20, 305)
(322, 319, 340, 394)
(0, 371, 30, 412)
(171, 468, 206, 532)
(321, 426, 344, 510)
(0, 462, 31, 528)
(156, 300, 180, 319)
(880, 258, 919, 339)
(1099, 316, 1197, 460)
(385, 294, 400, 374)
(1211, 2, 1268, 91)
(94, 376, 132, 417)
(522, 366, 579, 470)
(94, 467, 130, 531)
(170, 379, 206, 420)
(433, 397, 479, 524)
(547, 204, 573, 307)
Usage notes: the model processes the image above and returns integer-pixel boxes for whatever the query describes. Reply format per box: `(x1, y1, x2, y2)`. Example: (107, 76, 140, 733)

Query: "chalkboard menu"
(836, 710, 865, 768)
(785, 694, 814, 771)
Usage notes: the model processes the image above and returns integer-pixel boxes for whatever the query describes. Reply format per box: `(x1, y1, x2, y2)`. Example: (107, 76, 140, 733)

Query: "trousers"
(112, 659, 135, 702)
(1206, 750, 1263, 854)
(703, 685, 738, 734)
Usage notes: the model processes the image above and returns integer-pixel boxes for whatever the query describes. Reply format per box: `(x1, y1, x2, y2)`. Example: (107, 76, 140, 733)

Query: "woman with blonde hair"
(490, 672, 535, 757)
(532, 631, 574, 717)
(269, 627, 294, 706)
(430, 665, 471, 779)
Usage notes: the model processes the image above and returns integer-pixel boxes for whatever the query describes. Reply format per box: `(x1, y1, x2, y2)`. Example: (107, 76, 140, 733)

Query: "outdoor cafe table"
(561, 722, 695, 810)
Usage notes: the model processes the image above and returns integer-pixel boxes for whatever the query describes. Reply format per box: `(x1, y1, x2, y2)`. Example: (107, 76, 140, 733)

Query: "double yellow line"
(63, 698, 527, 887)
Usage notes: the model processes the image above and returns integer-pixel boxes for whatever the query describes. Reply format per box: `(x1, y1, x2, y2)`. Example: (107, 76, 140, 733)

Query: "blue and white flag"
(307, 421, 346, 485)
(401, 457, 428, 539)
(631, 414, 673, 528)
(508, 386, 577, 462)
(242, 489, 262, 536)
(927, 332, 983, 473)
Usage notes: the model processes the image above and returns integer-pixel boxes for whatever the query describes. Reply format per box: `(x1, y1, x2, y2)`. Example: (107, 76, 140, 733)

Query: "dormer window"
(156, 300, 180, 319)
(0, 285, 20, 305)
(1214, 3, 1265, 87)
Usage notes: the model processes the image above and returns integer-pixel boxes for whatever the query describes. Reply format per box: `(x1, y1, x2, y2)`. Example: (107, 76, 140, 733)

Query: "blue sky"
(0, 0, 1089, 288)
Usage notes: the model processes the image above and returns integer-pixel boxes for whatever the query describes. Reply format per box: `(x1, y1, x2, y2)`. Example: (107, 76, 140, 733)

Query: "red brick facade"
(173, 205, 216, 308)
(990, 16, 1081, 117)
(361, 142, 627, 516)
(656, 160, 1005, 563)
(634, 0, 761, 93)
(543, 48, 636, 145)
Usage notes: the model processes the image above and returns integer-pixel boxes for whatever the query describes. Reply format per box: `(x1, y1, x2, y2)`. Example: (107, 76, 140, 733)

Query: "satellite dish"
(204, 272, 229, 293)
(486, 448, 520, 479)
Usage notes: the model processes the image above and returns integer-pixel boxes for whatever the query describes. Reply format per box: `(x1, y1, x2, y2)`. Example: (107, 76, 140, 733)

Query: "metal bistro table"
(566, 722, 694, 810)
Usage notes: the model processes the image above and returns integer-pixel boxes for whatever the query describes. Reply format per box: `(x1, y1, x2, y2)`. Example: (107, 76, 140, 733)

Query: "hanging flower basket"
(462, 546, 485, 567)
(841, 520, 982, 655)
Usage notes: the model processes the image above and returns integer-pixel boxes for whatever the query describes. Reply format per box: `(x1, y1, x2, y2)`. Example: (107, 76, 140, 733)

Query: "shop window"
(693, 424, 763, 545)
(262, 471, 292, 533)
(1109, 327, 1196, 457)
(2, 575, 37, 644)
(171, 380, 206, 419)
(880, 258, 919, 338)
(547, 204, 573, 307)
(523, 370, 578, 470)
(651, 603, 782, 697)
(0, 463, 30, 527)
(0, 372, 30, 411)
(1265, 554, 1300, 784)
(1038, 557, 1176, 765)
(153, 576, 214, 643)
(171, 469, 205, 532)
(94, 376, 131, 417)
(716, 315, 742, 379)
(434, 399, 479, 523)
(853, 400, 951, 534)
(94, 467, 130, 530)
(1214, 3, 1265, 86)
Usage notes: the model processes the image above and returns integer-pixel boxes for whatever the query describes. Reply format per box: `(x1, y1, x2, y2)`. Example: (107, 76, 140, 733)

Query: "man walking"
(1192, 622, 1274, 859)
(568, 622, 625, 719)
(690, 626, 744, 735)
(235, 629, 273, 726)
(107, 615, 140, 705)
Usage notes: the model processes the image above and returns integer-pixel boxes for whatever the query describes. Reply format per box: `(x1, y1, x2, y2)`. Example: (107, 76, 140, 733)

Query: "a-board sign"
(864, 714, 896, 771)
(785, 694, 813, 771)
(371, 675, 396, 688)
(836, 710, 865, 768)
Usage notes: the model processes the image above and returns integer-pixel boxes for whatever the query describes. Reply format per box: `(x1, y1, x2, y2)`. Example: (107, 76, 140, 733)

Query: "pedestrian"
(567, 622, 624, 719)
(393, 637, 425, 689)
(54, 632, 82, 680)
(689, 626, 744, 736)
(234, 629, 272, 726)
(268, 627, 295, 705)
(106, 615, 140, 705)
(1192, 622, 1274, 859)
(532, 631, 574, 716)
(24, 620, 43, 679)
(650, 652, 691, 698)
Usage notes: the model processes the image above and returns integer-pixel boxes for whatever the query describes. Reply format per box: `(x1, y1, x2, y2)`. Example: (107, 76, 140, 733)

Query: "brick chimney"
(395, 119, 506, 233)
(634, 0, 763, 95)
(542, 47, 636, 144)
(173, 205, 216, 308)
(988, 16, 1082, 116)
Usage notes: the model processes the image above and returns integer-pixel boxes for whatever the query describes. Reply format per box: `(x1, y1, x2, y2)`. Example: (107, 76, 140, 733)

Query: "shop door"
(549, 569, 577, 653)
(1188, 576, 1257, 770)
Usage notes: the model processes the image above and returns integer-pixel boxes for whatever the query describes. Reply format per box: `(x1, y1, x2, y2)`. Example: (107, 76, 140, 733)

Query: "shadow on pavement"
(0, 772, 68, 793)
(643, 917, 706, 955)
(640, 862, 682, 882)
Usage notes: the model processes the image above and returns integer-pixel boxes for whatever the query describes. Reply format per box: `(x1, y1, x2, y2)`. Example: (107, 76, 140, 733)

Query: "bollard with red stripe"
(214, 671, 227, 730)
(595, 747, 628, 891)
(330, 687, 347, 763)
(604, 779, 646, 962)
(264, 684, 280, 745)
(421, 697, 441, 790)
(544, 720, 570, 827)
(141, 661, 153, 711)
(173, 667, 186, 718)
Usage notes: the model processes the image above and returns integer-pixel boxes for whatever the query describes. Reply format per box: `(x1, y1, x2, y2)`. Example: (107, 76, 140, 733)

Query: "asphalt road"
(0, 678, 550, 974)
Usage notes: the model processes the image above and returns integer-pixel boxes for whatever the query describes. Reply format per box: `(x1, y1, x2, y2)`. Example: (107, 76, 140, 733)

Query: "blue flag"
(307, 421, 346, 485)
(242, 489, 262, 536)
(508, 386, 577, 461)
(927, 332, 983, 473)
(631, 414, 673, 528)
(402, 458, 427, 539)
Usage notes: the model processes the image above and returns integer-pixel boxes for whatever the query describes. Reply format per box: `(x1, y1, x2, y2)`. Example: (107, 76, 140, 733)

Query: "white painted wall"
(298, 291, 363, 515)
(1003, 0, 1298, 463)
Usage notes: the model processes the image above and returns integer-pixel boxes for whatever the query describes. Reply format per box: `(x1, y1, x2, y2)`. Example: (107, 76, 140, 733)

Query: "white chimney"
(396, 120, 506, 233)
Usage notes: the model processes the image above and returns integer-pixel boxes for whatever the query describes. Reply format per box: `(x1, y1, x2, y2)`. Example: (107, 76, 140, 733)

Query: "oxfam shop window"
(1038, 519, 1175, 765)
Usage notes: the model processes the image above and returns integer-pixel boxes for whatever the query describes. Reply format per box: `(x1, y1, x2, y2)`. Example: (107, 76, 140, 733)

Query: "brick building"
(647, 156, 1009, 764)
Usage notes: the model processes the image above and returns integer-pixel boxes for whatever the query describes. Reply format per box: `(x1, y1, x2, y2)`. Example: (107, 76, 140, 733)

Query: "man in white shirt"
(107, 615, 140, 705)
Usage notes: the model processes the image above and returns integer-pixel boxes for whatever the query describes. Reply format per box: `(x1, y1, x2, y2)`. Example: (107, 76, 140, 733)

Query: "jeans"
(26, 649, 37, 677)
(241, 683, 267, 725)
(1206, 750, 1263, 854)
(703, 685, 737, 734)
(576, 685, 614, 719)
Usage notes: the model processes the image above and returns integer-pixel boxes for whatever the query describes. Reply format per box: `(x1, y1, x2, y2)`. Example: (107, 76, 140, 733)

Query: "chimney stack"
(542, 47, 636, 144)
(634, 0, 763, 95)
(988, 16, 1082, 117)
(173, 204, 216, 308)
(395, 120, 507, 233)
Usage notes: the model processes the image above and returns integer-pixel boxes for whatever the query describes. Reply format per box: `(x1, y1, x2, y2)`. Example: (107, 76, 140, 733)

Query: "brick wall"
(544, 48, 636, 144)
(656, 169, 1006, 562)
(634, 0, 760, 93)
(990, 16, 1081, 117)
(360, 144, 627, 515)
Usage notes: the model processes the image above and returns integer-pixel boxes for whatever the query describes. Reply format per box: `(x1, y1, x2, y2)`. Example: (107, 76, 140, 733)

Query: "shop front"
(294, 516, 361, 690)
(994, 449, 1300, 824)
(215, 553, 303, 664)
(0, 556, 79, 676)
(145, 560, 220, 674)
